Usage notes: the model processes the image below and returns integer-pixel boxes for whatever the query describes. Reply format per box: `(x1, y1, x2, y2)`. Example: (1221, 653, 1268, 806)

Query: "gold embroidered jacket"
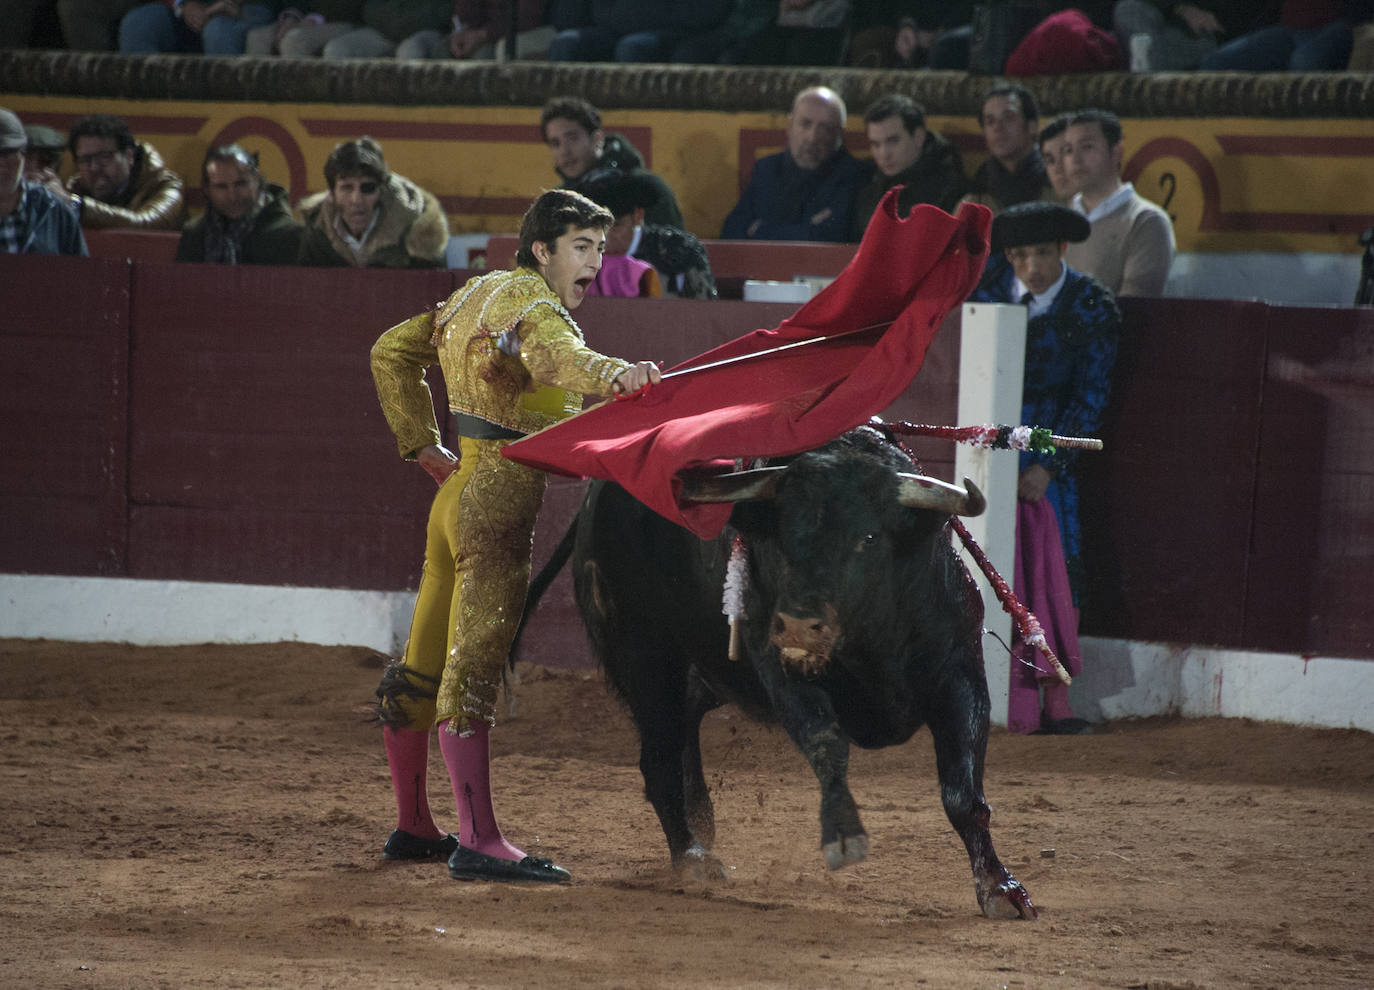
(371, 267, 631, 458)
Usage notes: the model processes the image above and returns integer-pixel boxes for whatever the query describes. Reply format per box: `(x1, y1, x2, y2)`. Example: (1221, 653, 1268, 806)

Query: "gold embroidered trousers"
(389, 436, 546, 735)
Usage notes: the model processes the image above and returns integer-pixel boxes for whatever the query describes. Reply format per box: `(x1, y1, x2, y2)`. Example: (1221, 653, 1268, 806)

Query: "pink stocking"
(1041, 679, 1076, 722)
(384, 726, 445, 840)
(437, 719, 525, 862)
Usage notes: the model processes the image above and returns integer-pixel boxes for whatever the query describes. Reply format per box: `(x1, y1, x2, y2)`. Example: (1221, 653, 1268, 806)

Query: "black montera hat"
(573, 167, 660, 219)
(991, 201, 1091, 253)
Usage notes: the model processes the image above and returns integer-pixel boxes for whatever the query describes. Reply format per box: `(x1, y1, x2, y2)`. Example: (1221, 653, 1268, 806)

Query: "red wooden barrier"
(84, 229, 181, 263)
(1, 255, 132, 575)
(481, 235, 859, 283)
(2, 254, 1371, 658)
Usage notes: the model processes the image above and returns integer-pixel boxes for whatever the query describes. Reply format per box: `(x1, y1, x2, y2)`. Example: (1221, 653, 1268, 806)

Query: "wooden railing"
(2, 253, 1370, 659)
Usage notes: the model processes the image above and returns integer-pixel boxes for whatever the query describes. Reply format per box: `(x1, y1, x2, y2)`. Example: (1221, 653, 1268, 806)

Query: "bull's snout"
(770, 605, 839, 671)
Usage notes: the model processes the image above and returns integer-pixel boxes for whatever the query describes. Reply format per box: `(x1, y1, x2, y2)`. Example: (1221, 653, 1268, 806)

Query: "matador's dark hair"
(516, 188, 614, 269)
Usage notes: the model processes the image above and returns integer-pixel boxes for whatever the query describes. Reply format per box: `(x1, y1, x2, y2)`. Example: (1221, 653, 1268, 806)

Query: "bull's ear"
(895, 473, 986, 517)
(680, 467, 784, 503)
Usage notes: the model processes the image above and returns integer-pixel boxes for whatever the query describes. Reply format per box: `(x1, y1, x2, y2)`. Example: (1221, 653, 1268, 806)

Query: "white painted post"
(954, 302, 1026, 728)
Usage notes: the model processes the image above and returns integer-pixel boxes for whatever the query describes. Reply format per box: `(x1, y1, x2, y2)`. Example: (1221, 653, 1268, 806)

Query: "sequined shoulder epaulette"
(430, 271, 584, 348)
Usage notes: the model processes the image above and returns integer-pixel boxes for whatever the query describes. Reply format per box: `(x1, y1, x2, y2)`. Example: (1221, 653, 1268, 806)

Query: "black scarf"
(202, 192, 266, 265)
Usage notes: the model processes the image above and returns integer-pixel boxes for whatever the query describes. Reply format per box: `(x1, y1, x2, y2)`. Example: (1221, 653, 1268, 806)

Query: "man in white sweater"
(1060, 108, 1174, 297)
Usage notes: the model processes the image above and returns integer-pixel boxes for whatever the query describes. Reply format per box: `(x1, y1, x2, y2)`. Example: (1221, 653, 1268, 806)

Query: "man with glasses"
(61, 113, 187, 230)
(0, 108, 87, 257)
(296, 136, 449, 269)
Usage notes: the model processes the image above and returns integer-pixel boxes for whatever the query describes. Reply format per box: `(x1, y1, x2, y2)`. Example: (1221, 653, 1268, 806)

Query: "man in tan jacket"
(60, 113, 187, 230)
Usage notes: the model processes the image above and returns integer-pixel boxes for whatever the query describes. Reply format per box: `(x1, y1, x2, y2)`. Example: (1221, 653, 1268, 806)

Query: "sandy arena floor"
(2, 639, 1371, 989)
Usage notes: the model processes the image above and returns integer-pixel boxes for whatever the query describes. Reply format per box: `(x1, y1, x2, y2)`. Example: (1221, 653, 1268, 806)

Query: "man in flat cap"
(575, 167, 717, 300)
(971, 200, 1122, 737)
(23, 124, 68, 186)
(0, 108, 87, 257)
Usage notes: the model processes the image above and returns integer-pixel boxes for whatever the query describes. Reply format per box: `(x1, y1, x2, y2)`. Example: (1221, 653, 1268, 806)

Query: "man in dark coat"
(850, 93, 966, 241)
(722, 85, 869, 244)
(964, 82, 1054, 216)
(177, 144, 303, 265)
(540, 96, 684, 229)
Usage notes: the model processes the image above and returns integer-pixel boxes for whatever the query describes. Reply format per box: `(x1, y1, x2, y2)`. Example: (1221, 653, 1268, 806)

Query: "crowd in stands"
(6, 0, 1374, 70)
(1, 82, 1174, 303)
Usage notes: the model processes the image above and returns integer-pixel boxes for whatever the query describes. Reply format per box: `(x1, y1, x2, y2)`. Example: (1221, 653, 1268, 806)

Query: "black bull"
(521, 428, 1036, 920)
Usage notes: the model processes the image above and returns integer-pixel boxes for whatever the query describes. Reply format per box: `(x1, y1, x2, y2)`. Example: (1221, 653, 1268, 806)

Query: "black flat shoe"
(447, 844, 571, 884)
(1033, 717, 1093, 735)
(382, 829, 459, 861)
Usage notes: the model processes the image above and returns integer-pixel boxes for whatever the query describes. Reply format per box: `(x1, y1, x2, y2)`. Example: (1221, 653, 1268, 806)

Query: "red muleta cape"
(503, 193, 993, 539)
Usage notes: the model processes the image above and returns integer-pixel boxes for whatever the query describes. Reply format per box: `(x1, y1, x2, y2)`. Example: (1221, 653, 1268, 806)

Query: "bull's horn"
(680, 467, 784, 503)
(896, 474, 986, 517)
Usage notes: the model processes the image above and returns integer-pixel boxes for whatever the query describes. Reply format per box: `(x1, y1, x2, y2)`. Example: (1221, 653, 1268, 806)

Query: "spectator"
(22, 124, 68, 185)
(539, 97, 684, 229)
(1199, 0, 1367, 69)
(1060, 109, 1174, 297)
(61, 113, 187, 230)
(297, 136, 449, 268)
(970, 201, 1122, 736)
(845, 0, 974, 68)
(118, 0, 277, 55)
(1037, 114, 1074, 203)
(670, 0, 773, 61)
(2, 0, 62, 48)
(389, 0, 554, 59)
(313, 0, 451, 57)
(0, 108, 87, 256)
(1112, 0, 1232, 69)
(243, 0, 362, 56)
(547, 0, 732, 61)
(586, 250, 661, 298)
(56, 0, 145, 49)
(177, 144, 303, 265)
(718, 0, 853, 65)
(964, 83, 1053, 216)
(721, 85, 868, 243)
(850, 93, 966, 241)
(575, 167, 717, 299)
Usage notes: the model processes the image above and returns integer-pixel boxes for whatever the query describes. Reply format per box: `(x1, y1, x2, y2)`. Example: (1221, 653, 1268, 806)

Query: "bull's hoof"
(672, 842, 728, 882)
(822, 833, 869, 870)
(978, 879, 1037, 920)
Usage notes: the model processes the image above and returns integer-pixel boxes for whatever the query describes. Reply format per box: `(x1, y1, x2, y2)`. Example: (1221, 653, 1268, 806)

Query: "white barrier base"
(0, 573, 413, 654)
(2, 574, 1369, 732)
(1078, 636, 1373, 732)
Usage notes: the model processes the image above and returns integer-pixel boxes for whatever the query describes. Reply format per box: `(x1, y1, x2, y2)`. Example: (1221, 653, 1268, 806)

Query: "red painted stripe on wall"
(298, 119, 656, 166)
(301, 119, 543, 142)
(436, 195, 531, 215)
(1217, 135, 1374, 156)
(17, 112, 208, 133)
(1214, 211, 1372, 235)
